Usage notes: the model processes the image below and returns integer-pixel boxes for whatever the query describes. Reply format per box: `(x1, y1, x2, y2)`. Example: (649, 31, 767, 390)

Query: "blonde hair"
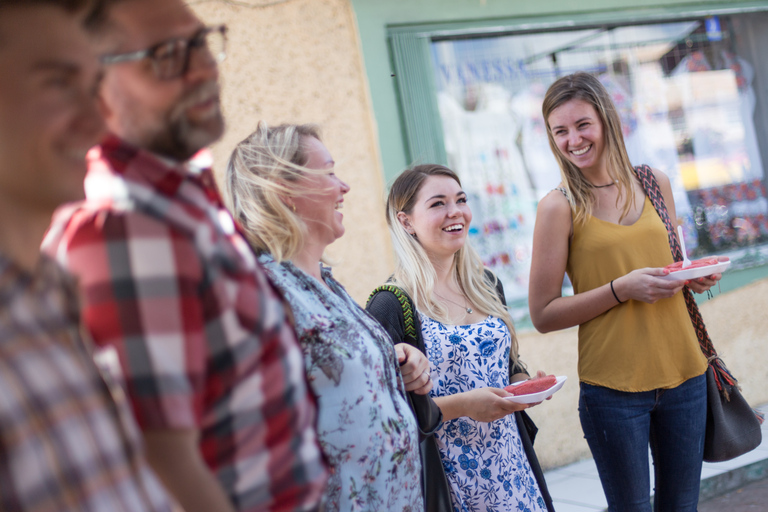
(386, 164, 519, 362)
(224, 120, 323, 262)
(542, 72, 636, 225)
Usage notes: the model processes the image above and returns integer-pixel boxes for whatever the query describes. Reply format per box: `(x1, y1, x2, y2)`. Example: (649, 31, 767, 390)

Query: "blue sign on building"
(706, 15, 722, 41)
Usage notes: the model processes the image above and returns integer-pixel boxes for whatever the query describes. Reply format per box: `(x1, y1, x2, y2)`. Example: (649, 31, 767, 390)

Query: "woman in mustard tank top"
(528, 73, 725, 512)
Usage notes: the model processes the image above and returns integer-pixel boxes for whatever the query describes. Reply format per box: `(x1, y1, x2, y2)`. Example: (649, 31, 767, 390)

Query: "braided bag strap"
(634, 164, 737, 396)
(368, 284, 418, 340)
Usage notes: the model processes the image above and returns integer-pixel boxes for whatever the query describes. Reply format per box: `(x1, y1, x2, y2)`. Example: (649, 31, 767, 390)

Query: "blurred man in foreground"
(0, 1, 175, 510)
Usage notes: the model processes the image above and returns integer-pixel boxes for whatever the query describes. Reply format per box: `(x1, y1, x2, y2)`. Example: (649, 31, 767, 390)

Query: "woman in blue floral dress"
(368, 164, 555, 512)
(225, 122, 433, 512)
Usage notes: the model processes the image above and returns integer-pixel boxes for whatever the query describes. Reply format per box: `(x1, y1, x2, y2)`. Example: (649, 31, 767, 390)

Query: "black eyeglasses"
(101, 25, 227, 80)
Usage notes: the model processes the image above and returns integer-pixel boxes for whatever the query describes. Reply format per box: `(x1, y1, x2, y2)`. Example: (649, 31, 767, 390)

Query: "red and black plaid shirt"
(44, 136, 327, 512)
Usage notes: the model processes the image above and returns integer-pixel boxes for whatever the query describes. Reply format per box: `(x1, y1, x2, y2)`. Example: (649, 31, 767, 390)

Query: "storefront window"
(428, 16, 768, 320)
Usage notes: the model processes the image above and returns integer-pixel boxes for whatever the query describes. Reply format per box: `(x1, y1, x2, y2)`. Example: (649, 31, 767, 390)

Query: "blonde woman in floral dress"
(368, 164, 554, 512)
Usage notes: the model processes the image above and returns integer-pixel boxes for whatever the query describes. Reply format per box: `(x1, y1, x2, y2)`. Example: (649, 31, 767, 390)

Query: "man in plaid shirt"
(0, 1, 176, 510)
(43, 0, 328, 511)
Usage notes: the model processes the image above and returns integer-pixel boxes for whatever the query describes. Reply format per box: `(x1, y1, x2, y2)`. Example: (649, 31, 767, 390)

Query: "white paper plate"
(659, 261, 730, 281)
(503, 376, 567, 404)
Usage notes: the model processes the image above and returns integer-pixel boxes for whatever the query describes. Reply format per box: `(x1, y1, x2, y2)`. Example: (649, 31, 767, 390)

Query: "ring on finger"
(423, 370, 431, 381)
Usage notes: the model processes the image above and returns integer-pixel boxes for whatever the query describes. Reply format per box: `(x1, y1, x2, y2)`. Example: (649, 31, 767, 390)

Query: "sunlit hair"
(542, 72, 636, 225)
(386, 164, 519, 363)
(224, 120, 326, 262)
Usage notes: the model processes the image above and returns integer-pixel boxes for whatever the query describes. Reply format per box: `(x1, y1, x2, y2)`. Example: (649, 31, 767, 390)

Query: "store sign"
(437, 59, 524, 86)
(706, 16, 722, 41)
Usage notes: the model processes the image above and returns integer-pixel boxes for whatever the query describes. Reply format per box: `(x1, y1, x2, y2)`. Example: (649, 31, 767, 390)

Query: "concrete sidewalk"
(542, 403, 768, 511)
(699, 474, 768, 511)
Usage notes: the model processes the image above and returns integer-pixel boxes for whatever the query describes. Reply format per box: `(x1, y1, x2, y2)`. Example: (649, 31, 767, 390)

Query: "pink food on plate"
(504, 375, 557, 396)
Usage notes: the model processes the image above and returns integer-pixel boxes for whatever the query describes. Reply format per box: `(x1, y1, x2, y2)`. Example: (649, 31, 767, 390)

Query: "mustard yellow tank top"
(566, 195, 707, 392)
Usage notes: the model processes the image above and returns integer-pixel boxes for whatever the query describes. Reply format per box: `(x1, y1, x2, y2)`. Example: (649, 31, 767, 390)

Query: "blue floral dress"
(421, 313, 547, 512)
(259, 254, 423, 512)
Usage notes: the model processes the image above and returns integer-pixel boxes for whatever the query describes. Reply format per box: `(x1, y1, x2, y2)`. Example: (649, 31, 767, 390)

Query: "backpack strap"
(634, 164, 737, 397)
(368, 284, 418, 341)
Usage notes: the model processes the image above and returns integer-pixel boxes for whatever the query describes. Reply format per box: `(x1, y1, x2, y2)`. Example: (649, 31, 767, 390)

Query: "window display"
(429, 16, 768, 320)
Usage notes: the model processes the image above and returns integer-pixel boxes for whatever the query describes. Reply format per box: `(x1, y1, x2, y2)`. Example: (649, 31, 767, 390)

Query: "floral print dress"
(259, 255, 423, 512)
(421, 313, 546, 512)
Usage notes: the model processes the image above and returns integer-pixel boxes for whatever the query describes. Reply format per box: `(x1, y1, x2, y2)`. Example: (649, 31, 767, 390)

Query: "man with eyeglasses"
(43, 0, 328, 511)
(0, 0, 178, 510)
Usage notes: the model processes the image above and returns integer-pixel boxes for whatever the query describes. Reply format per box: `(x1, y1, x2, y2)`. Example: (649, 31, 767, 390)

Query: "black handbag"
(636, 164, 763, 462)
(704, 366, 762, 462)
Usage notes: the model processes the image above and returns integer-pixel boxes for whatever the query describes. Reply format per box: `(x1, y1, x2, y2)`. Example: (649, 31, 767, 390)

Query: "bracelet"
(610, 280, 625, 304)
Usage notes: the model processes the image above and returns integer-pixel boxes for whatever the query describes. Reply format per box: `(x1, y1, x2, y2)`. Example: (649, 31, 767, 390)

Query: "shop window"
(419, 15, 768, 321)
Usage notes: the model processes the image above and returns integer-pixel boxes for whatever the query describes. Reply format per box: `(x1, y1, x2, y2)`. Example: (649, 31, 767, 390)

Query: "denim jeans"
(578, 373, 707, 512)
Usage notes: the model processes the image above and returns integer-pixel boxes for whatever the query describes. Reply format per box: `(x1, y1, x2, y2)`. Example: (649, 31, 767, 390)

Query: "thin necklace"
(434, 291, 473, 314)
(587, 179, 617, 189)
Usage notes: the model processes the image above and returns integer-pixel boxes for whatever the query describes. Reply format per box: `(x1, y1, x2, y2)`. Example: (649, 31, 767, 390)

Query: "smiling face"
(398, 175, 471, 261)
(98, 0, 224, 160)
(547, 98, 607, 175)
(292, 136, 350, 250)
(0, 4, 105, 216)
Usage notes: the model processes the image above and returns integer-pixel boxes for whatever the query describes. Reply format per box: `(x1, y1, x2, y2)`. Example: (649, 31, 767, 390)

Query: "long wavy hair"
(386, 164, 519, 363)
(542, 72, 637, 225)
(224, 120, 324, 262)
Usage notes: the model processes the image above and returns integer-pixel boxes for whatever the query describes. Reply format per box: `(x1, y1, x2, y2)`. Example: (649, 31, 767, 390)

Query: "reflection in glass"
(429, 17, 767, 320)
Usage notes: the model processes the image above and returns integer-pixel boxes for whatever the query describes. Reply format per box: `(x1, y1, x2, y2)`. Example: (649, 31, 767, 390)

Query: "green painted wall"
(350, 0, 768, 183)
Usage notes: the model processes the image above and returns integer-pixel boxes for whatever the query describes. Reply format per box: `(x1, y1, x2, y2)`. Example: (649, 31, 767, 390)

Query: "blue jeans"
(578, 374, 707, 512)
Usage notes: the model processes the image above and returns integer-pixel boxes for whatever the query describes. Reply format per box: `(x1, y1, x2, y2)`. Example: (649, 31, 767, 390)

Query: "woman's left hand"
(395, 343, 433, 395)
(686, 256, 728, 294)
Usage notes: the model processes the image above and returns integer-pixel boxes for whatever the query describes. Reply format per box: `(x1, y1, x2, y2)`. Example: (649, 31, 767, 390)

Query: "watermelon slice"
(504, 375, 557, 396)
(664, 257, 720, 273)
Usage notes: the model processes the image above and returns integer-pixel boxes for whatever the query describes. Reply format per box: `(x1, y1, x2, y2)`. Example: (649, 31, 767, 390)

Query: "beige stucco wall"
(190, 0, 768, 471)
(190, 0, 393, 302)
